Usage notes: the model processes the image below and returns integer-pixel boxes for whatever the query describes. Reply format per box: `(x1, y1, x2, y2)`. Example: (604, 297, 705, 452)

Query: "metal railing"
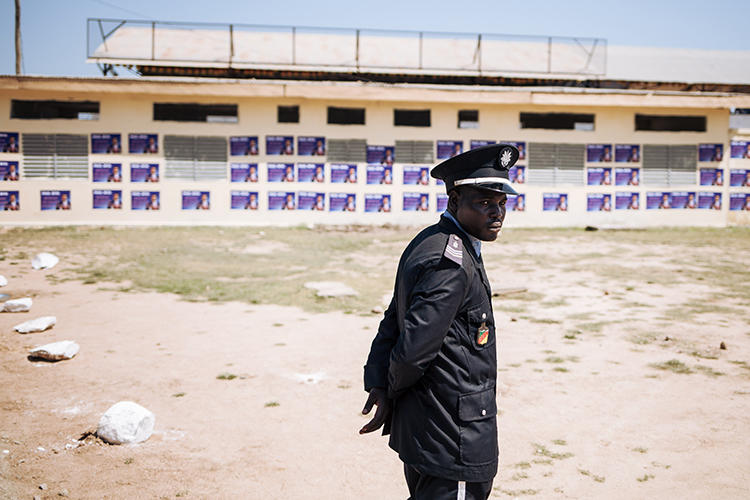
(87, 19, 607, 76)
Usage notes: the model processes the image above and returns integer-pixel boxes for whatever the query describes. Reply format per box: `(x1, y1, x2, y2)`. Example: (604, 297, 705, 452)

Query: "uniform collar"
(442, 211, 481, 258)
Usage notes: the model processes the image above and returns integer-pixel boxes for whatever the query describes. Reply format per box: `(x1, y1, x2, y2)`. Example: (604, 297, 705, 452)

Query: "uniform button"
(482, 313, 487, 320)
(481, 409, 487, 416)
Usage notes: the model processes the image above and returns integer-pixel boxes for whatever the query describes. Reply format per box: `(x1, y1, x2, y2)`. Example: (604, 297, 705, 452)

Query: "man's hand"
(359, 387, 391, 434)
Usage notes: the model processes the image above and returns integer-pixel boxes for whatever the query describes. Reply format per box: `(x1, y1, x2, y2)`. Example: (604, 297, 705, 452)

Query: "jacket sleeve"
(388, 258, 468, 399)
(363, 294, 399, 392)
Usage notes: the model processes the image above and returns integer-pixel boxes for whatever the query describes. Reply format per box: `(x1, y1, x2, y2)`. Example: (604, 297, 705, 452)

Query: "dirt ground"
(1, 226, 749, 499)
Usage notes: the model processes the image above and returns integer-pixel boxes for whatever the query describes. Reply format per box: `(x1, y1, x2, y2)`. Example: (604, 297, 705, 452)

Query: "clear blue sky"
(2, 0, 750, 77)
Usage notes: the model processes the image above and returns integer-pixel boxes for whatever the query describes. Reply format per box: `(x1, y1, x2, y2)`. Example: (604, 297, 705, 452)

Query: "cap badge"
(500, 148, 512, 168)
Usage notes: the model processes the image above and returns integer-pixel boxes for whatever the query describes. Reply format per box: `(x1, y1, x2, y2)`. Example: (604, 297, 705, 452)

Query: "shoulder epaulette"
(443, 234, 463, 265)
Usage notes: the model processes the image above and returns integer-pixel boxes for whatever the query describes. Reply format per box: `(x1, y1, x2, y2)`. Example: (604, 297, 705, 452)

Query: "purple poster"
(403, 192, 429, 212)
(364, 194, 391, 213)
(436, 194, 448, 212)
(587, 168, 612, 186)
(182, 191, 210, 210)
(128, 134, 158, 154)
(331, 164, 357, 184)
(91, 133, 122, 154)
(0, 161, 19, 181)
(298, 191, 326, 211)
(367, 145, 394, 165)
(470, 140, 496, 150)
(615, 144, 640, 163)
(587, 144, 612, 162)
(729, 193, 749, 211)
(0, 133, 19, 153)
(507, 142, 526, 160)
(698, 192, 722, 210)
(615, 168, 640, 186)
(671, 191, 697, 209)
(266, 136, 294, 155)
(366, 165, 392, 184)
(509, 166, 525, 184)
(132, 191, 160, 210)
(698, 144, 723, 162)
(506, 194, 525, 212)
(699, 168, 723, 186)
(92, 163, 122, 183)
(0, 191, 19, 211)
(730, 141, 750, 159)
(587, 193, 612, 212)
(230, 136, 259, 156)
(93, 190, 122, 210)
(297, 163, 325, 183)
(542, 193, 568, 212)
(298, 137, 326, 156)
(437, 141, 463, 160)
(268, 192, 296, 211)
(646, 192, 672, 210)
(403, 166, 430, 185)
(231, 191, 259, 210)
(730, 169, 750, 187)
(230, 163, 258, 183)
(131, 163, 159, 183)
(615, 192, 640, 210)
(268, 163, 295, 183)
(41, 190, 71, 211)
(329, 193, 356, 212)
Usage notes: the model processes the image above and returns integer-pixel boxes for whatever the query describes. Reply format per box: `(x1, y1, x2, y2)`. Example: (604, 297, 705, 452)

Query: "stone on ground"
(31, 253, 59, 270)
(13, 316, 56, 334)
(2, 297, 32, 313)
(303, 281, 358, 297)
(97, 401, 155, 445)
(0, 275, 7, 287)
(28, 340, 79, 361)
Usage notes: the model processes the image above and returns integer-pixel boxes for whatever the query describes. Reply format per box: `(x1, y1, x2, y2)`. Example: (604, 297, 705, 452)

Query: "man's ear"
(447, 189, 460, 212)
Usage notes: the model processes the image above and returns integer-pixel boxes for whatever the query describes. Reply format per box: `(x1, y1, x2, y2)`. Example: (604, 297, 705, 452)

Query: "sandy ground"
(1, 230, 749, 499)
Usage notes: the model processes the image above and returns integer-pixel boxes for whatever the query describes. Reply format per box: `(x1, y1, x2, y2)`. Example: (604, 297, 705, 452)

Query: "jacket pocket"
(458, 387, 498, 465)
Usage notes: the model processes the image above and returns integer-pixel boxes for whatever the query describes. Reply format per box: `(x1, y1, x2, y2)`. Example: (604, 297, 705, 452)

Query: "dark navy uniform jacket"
(364, 215, 498, 482)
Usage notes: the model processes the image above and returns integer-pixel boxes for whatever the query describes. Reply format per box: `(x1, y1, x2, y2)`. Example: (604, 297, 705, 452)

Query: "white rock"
(14, 316, 56, 334)
(2, 297, 32, 313)
(29, 341, 79, 361)
(0, 275, 7, 287)
(31, 253, 59, 270)
(97, 401, 155, 445)
(303, 281, 358, 298)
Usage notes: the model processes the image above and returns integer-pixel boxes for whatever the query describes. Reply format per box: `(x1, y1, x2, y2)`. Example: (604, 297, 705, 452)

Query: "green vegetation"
(264, 401, 280, 407)
(533, 443, 573, 460)
(649, 359, 692, 374)
(216, 373, 237, 380)
(579, 469, 606, 483)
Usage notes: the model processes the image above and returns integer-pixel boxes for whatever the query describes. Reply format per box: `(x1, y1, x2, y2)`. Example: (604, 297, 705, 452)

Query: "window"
(327, 139, 367, 162)
(394, 109, 431, 127)
(520, 112, 595, 131)
(527, 143, 585, 185)
(730, 108, 750, 129)
(154, 103, 238, 123)
(11, 100, 99, 120)
(22, 133, 88, 178)
(164, 135, 228, 180)
(395, 140, 434, 163)
(635, 114, 706, 132)
(278, 105, 299, 123)
(458, 110, 479, 129)
(642, 144, 697, 185)
(328, 107, 365, 125)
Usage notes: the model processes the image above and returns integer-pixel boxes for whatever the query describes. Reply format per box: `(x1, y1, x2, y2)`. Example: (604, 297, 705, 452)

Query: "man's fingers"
(361, 391, 377, 415)
(359, 416, 380, 434)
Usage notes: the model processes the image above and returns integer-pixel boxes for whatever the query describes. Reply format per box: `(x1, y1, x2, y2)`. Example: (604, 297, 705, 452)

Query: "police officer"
(360, 144, 520, 500)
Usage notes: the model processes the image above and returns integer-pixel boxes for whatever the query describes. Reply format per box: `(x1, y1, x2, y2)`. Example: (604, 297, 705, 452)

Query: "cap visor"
(474, 182, 519, 196)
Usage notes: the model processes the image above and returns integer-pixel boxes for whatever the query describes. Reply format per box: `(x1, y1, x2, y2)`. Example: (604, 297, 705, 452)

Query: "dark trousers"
(404, 464, 493, 500)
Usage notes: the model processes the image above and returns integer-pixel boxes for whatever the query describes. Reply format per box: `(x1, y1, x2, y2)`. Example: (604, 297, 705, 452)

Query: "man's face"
(451, 187, 507, 242)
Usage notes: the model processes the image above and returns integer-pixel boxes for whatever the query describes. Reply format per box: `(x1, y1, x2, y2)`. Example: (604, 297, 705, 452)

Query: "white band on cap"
(453, 177, 512, 186)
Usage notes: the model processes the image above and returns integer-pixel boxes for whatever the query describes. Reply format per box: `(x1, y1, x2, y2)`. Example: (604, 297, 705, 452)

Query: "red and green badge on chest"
(477, 321, 489, 346)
